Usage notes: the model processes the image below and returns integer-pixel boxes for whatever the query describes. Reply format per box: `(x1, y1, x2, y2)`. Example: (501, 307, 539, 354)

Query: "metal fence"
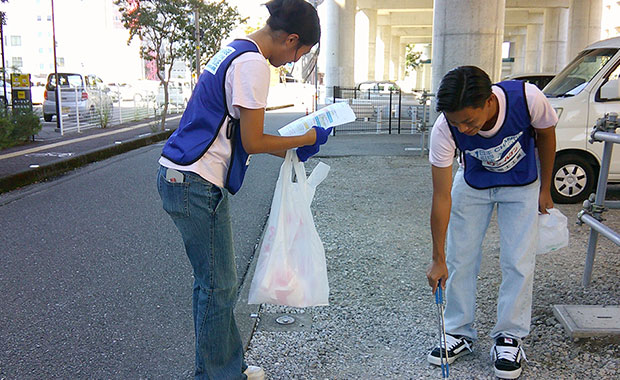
(330, 86, 433, 136)
(36, 90, 185, 135)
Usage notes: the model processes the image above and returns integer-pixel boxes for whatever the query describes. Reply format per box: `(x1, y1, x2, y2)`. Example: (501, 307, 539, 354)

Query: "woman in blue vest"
(156, 1, 328, 379)
(425, 66, 557, 379)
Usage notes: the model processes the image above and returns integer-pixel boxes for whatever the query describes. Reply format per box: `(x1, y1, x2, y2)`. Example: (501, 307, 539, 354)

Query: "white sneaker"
(244, 365, 265, 380)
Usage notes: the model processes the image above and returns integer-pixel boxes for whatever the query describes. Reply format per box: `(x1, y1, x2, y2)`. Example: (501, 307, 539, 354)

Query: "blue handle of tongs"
(435, 280, 443, 304)
(435, 279, 449, 378)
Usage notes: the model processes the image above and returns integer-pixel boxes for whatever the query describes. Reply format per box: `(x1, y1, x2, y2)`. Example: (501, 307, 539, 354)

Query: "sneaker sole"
(494, 367, 522, 379)
(427, 348, 472, 366)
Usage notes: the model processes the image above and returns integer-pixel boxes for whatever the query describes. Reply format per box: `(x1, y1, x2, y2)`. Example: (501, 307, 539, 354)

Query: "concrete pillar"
(325, 0, 356, 97)
(512, 33, 526, 74)
(431, 0, 506, 99)
(377, 25, 391, 80)
(542, 7, 569, 73)
(399, 43, 407, 81)
(416, 67, 424, 90)
(363, 8, 377, 81)
(390, 35, 400, 80)
(423, 44, 432, 91)
(568, 0, 602, 60)
(525, 22, 542, 72)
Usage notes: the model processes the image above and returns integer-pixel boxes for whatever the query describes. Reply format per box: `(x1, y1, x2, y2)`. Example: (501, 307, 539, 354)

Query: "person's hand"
(426, 260, 449, 294)
(538, 189, 554, 214)
(296, 126, 333, 162)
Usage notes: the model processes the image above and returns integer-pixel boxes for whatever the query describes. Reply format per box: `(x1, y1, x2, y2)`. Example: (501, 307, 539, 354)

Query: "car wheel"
(44, 113, 53, 122)
(551, 154, 597, 204)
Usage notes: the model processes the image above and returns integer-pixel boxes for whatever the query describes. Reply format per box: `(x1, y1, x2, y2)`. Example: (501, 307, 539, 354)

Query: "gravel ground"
(244, 155, 620, 379)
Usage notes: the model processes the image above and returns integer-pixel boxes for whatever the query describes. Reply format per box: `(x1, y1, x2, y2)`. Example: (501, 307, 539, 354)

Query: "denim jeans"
(157, 166, 247, 380)
(444, 168, 539, 341)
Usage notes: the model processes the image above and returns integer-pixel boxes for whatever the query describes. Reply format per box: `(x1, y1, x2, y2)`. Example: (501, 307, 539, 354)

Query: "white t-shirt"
(428, 83, 558, 168)
(159, 38, 270, 187)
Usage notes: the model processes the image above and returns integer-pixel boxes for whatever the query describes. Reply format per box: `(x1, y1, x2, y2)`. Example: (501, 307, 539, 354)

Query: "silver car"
(43, 73, 112, 122)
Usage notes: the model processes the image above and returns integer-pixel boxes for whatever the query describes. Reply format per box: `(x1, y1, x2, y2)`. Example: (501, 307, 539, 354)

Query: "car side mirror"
(600, 78, 620, 100)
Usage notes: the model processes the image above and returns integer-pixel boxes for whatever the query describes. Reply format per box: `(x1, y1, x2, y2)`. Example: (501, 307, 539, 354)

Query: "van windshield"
(544, 48, 618, 98)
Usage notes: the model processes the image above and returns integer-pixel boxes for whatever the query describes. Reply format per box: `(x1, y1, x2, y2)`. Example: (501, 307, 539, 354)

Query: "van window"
(544, 48, 618, 98)
(47, 73, 83, 89)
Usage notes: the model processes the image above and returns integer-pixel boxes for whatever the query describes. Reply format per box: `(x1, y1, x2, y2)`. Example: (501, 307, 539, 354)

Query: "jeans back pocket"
(157, 168, 190, 218)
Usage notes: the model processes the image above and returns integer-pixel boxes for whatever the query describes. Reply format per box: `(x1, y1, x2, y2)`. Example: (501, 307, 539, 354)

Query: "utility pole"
(51, 0, 63, 134)
(0, 11, 7, 111)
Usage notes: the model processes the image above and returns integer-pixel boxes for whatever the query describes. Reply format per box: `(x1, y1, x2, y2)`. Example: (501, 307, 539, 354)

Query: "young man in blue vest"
(425, 66, 558, 379)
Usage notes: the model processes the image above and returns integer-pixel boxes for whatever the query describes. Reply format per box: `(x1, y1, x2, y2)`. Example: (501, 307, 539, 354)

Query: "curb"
(0, 129, 174, 194)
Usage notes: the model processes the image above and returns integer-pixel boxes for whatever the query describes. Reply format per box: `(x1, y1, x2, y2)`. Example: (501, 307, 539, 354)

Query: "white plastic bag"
(248, 150, 330, 307)
(537, 208, 569, 254)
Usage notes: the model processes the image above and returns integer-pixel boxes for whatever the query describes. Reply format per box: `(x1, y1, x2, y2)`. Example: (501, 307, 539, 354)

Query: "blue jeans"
(157, 166, 247, 380)
(445, 168, 539, 341)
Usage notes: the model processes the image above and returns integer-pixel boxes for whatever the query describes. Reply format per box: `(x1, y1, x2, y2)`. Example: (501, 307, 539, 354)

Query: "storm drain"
(553, 305, 620, 338)
(257, 312, 312, 332)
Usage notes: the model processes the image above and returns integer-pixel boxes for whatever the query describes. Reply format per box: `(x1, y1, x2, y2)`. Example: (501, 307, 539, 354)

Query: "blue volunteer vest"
(448, 80, 538, 189)
(161, 39, 259, 194)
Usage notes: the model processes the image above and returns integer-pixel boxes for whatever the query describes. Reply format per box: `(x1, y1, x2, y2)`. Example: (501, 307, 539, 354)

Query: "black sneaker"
(427, 333, 473, 365)
(490, 336, 527, 379)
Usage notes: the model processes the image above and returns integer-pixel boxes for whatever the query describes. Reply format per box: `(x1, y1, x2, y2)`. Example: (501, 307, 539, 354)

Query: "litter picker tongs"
(435, 279, 449, 378)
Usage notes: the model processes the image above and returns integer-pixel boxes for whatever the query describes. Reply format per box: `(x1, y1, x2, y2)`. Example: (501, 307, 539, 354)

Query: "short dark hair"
(265, 0, 321, 46)
(435, 66, 492, 113)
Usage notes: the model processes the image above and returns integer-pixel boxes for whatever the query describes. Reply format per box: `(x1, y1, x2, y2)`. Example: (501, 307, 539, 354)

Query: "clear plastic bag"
(537, 208, 569, 254)
(248, 150, 330, 307)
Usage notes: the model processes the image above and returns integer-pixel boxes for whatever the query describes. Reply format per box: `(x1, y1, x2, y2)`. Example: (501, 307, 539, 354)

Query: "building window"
(57, 57, 65, 67)
(10, 36, 21, 46)
(39, 48, 44, 54)
(40, 63, 45, 70)
(47, 15, 52, 21)
(37, 15, 42, 21)
(38, 32, 43, 38)
(12, 57, 23, 68)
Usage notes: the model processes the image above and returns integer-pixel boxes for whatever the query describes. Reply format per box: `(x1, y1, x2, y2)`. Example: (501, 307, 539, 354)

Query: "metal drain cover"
(275, 315, 296, 325)
(553, 305, 620, 338)
(258, 313, 312, 332)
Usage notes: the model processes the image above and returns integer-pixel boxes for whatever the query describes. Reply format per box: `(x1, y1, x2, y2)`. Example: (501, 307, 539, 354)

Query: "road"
(0, 112, 301, 379)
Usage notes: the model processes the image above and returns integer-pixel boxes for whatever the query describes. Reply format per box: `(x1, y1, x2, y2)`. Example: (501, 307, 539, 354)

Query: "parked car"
(156, 81, 192, 108)
(107, 82, 139, 102)
(355, 80, 401, 93)
(42, 73, 112, 122)
(544, 36, 620, 203)
(504, 72, 556, 90)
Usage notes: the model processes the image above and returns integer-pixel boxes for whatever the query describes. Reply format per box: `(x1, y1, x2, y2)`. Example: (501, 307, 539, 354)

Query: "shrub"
(0, 108, 42, 149)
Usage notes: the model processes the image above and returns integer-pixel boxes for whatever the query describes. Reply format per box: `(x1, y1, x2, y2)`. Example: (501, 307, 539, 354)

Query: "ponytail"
(265, 0, 321, 46)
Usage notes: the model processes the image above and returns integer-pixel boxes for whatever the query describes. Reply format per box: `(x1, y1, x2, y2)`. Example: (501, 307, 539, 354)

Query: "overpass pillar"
(568, 0, 602, 61)
(325, 0, 357, 97)
(377, 25, 391, 80)
(542, 7, 569, 73)
(431, 0, 506, 118)
(361, 8, 377, 81)
(525, 22, 542, 73)
(390, 35, 400, 80)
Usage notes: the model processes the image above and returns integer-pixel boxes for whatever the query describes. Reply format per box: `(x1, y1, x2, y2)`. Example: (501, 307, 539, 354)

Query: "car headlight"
(553, 107, 563, 119)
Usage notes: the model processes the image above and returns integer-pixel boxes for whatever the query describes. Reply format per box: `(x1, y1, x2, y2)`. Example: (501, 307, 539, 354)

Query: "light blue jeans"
(445, 168, 539, 341)
(157, 166, 247, 380)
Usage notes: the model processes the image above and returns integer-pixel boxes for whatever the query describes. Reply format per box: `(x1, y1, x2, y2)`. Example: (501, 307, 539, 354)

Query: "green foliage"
(0, 108, 42, 149)
(115, 0, 193, 130)
(178, 0, 246, 76)
(405, 44, 423, 75)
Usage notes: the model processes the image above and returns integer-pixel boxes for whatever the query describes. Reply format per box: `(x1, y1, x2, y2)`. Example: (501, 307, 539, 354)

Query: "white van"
(544, 36, 620, 203)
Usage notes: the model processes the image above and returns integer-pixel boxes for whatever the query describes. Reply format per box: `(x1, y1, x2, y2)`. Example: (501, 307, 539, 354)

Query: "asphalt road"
(0, 112, 302, 379)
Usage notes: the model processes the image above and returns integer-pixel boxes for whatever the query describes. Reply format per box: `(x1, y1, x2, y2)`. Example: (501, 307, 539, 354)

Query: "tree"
(178, 0, 245, 80)
(405, 44, 423, 76)
(114, 0, 194, 130)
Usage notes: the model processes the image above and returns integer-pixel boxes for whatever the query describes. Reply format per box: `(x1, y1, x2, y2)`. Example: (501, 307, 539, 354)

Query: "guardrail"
(577, 112, 620, 286)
